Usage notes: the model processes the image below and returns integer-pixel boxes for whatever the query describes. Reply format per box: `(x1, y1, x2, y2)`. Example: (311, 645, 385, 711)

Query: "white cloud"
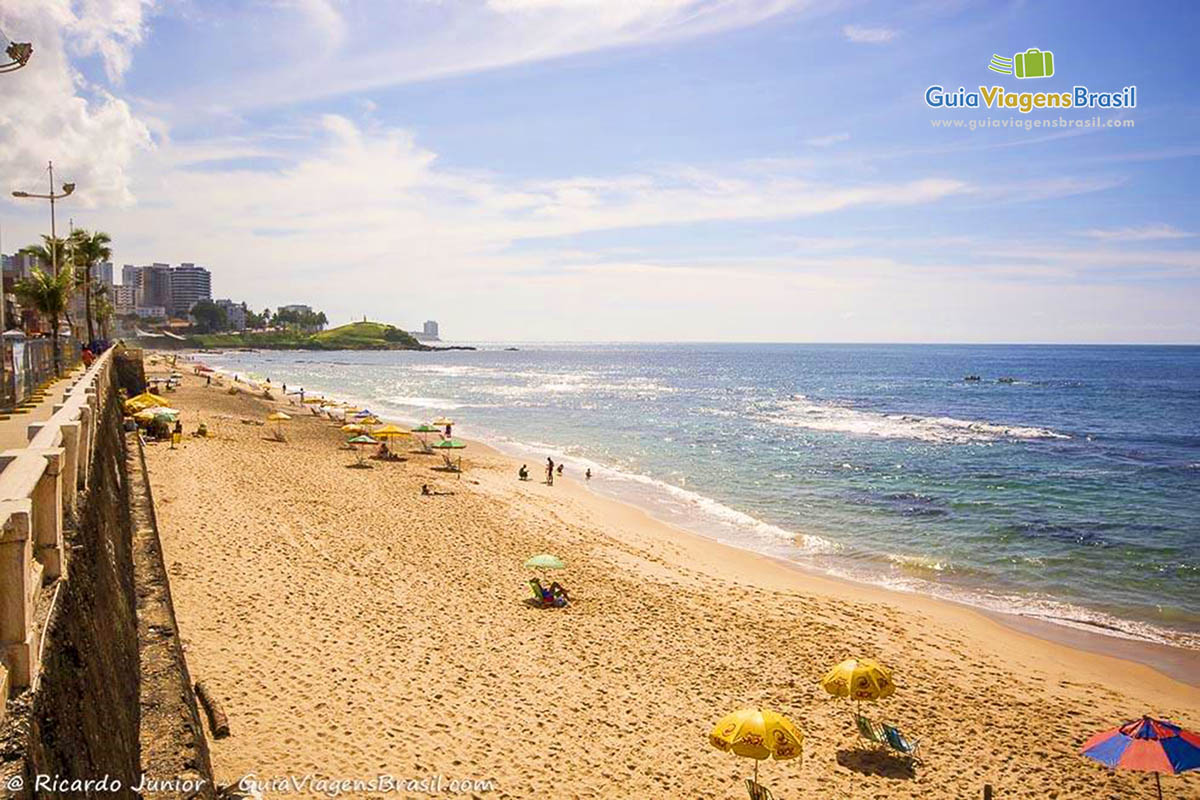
(804, 132, 850, 147)
(842, 24, 896, 44)
(176, 0, 814, 111)
(67, 0, 156, 81)
(0, 1, 154, 208)
(276, 0, 347, 50)
(1081, 223, 1194, 242)
(14, 114, 971, 332)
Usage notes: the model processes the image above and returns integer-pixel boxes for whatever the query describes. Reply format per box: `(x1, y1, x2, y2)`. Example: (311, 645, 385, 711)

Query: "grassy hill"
(188, 321, 425, 350)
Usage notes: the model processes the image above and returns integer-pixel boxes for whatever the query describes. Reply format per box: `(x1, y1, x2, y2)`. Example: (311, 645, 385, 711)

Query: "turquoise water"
(200, 344, 1200, 649)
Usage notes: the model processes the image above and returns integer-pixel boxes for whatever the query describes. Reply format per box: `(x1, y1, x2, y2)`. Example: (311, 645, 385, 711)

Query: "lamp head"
(11, 191, 29, 198)
(61, 183, 75, 196)
(5, 42, 32, 67)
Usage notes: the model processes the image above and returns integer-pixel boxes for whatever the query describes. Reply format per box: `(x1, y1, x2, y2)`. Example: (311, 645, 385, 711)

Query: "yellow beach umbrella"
(125, 391, 170, 414)
(267, 412, 292, 422)
(360, 416, 381, 425)
(341, 423, 366, 434)
(372, 424, 409, 439)
(709, 707, 803, 792)
(431, 416, 454, 426)
(820, 658, 895, 705)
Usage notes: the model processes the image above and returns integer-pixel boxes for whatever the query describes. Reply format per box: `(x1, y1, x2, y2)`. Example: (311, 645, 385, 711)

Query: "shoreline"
(470, 435, 1200, 689)
(140, 361, 1200, 796)
(190, 354, 1199, 684)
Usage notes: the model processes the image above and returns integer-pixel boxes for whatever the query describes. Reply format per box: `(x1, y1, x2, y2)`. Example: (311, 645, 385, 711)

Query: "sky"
(0, 0, 1197, 343)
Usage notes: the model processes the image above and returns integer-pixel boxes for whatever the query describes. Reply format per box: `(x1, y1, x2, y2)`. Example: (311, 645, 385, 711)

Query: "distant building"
(95, 261, 114, 290)
(410, 319, 441, 342)
(170, 263, 212, 315)
(114, 285, 138, 315)
(3, 252, 37, 281)
(277, 304, 312, 314)
(134, 306, 168, 319)
(140, 264, 173, 309)
(215, 298, 247, 330)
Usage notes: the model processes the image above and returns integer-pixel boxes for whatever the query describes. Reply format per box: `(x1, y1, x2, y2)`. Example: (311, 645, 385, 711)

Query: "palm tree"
(19, 235, 69, 276)
(93, 284, 115, 340)
(15, 268, 75, 376)
(69, 229, 112, 345)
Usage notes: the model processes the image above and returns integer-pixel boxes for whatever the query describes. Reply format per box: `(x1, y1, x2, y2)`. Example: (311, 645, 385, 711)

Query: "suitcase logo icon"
(988, 48, 1055, 79)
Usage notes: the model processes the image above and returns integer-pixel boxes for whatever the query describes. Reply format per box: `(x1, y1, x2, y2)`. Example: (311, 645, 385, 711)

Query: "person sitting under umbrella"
(531, 577, 570, 607)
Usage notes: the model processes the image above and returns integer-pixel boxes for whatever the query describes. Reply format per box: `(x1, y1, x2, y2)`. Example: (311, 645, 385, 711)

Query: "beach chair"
(744, 779, 775, 800)
(881, 723, 922, 764)
(854, 713, 887, 749)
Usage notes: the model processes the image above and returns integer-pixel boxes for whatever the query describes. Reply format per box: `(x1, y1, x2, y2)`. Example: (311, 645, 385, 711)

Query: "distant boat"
(963, 375, 981, 382)
(997, 376, 1016, 384)
(504, 347, 519, 351)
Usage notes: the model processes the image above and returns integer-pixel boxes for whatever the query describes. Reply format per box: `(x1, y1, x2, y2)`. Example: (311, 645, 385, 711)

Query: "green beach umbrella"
(525, 554, 565, 570)
(347, 434, 379, 465)
(411, 424, 440, 451)
(430, 438, 467, 474)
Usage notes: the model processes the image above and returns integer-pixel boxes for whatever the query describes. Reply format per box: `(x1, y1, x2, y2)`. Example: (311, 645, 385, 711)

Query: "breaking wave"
(768, 397, 1070, 444)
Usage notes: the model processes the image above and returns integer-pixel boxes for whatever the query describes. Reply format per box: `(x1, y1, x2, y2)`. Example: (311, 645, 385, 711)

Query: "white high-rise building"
(170, 263, 212, 315)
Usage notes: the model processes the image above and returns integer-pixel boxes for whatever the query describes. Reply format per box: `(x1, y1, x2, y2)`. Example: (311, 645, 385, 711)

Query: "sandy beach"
(141, 362, 1200, 799)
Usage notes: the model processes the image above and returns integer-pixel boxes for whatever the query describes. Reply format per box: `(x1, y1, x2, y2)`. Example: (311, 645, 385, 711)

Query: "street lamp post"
(12, 161, 75, 276)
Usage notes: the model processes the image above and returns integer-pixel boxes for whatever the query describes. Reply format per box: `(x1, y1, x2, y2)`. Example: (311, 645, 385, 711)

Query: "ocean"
(197, 343, 1200, 650)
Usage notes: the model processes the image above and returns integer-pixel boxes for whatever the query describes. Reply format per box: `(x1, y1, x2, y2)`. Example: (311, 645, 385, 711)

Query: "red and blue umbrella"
(1081, 716, 1200, 799)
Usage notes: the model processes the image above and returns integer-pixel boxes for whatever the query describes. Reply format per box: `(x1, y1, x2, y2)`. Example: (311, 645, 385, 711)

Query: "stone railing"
(0, 349, 113, 701)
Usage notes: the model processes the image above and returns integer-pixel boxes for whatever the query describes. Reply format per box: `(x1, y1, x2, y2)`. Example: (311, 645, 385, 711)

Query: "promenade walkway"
(0, 368, 86, 451)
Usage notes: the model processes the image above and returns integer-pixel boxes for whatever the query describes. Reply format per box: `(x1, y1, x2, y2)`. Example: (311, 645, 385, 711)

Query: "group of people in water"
(519, 458, 592, 485)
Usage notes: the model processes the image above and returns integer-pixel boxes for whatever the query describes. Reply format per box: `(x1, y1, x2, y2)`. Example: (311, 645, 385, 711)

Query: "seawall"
(0, 348, 214, 798)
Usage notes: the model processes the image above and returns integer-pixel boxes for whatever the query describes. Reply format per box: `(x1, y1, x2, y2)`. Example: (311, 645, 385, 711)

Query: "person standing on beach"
(546, 457, 555, 485)
(585, 468, 591, 481)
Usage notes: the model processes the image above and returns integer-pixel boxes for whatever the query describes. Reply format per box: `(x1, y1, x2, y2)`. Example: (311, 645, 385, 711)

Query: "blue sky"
(1, 0, 1197, 342)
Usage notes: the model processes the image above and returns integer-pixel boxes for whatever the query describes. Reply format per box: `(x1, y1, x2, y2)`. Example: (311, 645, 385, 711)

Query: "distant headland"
(179, 321, 475, 351)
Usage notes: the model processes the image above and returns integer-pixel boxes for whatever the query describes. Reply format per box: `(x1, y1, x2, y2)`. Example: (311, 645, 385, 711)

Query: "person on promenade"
(81, 347, 94, 367)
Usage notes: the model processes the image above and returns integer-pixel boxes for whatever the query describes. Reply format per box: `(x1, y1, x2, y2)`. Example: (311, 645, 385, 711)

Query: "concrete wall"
(19, 373, 141, 791)
(0, 349, 214, 798)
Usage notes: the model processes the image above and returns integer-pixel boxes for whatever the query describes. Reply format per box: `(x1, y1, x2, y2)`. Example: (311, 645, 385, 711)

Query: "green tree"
(190, 299, 227, 333)
(94, 293, 115, 340)
(69, 228, 112, 344)
(19, 235, 69, 276)
(15, 268, 75, 376)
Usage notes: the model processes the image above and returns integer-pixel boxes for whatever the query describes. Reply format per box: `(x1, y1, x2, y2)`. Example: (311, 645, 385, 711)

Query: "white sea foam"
(385, 396, 464, 410)
(485, 436, 842, 557)
(767, 398, 1070, 444)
